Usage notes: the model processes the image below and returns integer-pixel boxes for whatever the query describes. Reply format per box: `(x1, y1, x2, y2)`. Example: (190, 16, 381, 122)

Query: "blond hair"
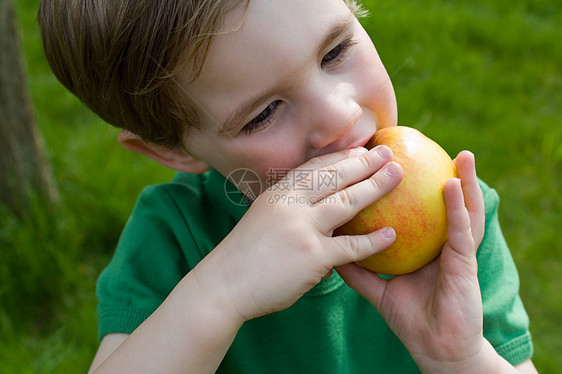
(39, 0, 366, 148)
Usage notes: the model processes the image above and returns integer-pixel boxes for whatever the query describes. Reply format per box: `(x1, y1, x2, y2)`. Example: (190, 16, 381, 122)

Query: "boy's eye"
(322, 44, 344, 64)
(242, 101, 280, 135)
(322, 37, 357, 66)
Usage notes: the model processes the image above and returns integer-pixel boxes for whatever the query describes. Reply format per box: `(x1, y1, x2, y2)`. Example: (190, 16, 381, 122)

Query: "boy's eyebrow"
(218, 12, 355, 136)
(318, 12, 356, 59)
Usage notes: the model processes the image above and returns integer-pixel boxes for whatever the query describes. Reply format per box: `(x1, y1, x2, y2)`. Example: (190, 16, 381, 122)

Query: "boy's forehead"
(182, 0, 355, 129)
(200, 0, 352, 81)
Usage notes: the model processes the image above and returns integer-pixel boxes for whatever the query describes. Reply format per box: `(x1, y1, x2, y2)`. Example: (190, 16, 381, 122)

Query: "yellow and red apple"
(335, 126, 457, 275)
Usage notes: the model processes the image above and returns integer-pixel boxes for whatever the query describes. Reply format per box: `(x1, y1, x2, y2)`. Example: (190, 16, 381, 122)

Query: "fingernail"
(384, 162, 401, 176)
(382, 227, 395, 239)
(375, 145, 393, 159)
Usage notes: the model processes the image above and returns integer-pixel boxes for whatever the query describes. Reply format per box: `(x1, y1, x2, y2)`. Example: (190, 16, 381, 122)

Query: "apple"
(335, 126, 457, 275)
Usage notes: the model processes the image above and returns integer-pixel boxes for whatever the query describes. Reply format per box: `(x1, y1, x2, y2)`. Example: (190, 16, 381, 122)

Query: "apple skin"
(335, 126, 457, 275)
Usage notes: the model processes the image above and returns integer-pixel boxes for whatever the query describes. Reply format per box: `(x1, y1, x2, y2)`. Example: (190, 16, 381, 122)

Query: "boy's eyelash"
(243, 101, 280, 135)
(322, 37, 357, 65)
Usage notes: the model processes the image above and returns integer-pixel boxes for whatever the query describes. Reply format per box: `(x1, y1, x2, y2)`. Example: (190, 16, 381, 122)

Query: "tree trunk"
(0, 0, 57, 215)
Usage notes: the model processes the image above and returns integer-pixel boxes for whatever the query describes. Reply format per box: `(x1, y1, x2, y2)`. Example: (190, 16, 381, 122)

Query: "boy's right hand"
(189, 145, 403, 323)
(89, 146, 403, 374)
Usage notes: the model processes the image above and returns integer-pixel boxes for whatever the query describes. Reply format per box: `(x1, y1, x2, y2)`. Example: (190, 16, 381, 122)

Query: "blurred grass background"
(2, 0, 560, 372)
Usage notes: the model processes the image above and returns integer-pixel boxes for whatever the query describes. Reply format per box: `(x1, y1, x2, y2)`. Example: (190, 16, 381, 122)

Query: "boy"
(39, 0, 537, 372)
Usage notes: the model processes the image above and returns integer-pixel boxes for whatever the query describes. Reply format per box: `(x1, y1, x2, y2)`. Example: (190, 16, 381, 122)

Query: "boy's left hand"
(337, 150, 488, 371)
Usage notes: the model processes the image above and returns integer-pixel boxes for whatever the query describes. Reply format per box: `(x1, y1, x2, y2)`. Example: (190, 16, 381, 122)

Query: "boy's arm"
(89, 334, 127, 373)
(88, 145, 404, 373)
(415, 340, 538, 373)
(516, 359, 539, 373)
(89, 268, 245, 373)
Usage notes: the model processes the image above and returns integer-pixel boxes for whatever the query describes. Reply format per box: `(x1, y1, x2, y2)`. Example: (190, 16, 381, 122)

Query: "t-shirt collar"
(207, 169, 250, 222)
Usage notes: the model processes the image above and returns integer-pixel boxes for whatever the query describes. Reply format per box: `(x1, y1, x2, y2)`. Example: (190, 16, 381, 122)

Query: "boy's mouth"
(346, 134, 374, 150)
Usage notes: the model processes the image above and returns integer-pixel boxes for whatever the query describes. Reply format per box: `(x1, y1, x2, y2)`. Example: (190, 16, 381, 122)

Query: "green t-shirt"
(97, 169, 533, 372)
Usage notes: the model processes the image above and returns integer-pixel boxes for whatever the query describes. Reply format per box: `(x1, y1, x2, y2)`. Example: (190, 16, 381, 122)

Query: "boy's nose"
(307, 86, 362, 150)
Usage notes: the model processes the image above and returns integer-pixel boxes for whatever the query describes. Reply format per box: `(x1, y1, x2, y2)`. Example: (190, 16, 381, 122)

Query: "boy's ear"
(118, 130, 210, 174)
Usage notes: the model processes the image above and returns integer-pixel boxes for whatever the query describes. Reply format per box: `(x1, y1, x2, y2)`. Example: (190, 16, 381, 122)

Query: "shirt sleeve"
(96, 184, 192, 340)
(477, 180, 534, 365)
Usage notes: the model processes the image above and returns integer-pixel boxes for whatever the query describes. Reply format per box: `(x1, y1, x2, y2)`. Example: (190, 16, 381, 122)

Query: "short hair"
(38, 0, 366, 148)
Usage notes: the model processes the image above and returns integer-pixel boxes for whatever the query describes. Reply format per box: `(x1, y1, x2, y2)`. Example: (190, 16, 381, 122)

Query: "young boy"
(39, 0, 537, 372)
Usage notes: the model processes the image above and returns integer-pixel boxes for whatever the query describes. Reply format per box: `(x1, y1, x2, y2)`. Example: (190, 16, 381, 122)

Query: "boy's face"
(181, 0, 397, 196)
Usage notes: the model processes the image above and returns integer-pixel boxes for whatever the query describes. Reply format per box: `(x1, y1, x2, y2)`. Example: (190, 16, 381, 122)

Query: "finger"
(269, 147, 368, 195)
(454, 151, 485, 245)
(299, 146, 370, 171)
(268, 147, 373, 196)
(307, 145, 394, 198)
(317, 160, 403, 231)
(329, 227, 396, 266)
(443, 178, 476, 259)
(318, 145, 393, 196)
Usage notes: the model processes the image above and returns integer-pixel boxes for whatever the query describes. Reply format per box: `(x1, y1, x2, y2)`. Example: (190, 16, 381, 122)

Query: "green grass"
(3, 0, 561, 372)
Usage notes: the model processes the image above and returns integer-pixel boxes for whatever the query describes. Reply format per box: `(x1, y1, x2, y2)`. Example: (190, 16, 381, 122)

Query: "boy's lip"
(345, 134, 374, 150)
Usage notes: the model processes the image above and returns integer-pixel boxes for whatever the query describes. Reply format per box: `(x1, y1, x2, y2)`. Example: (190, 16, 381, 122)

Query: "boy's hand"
(337, 151, 489, 372)
(189, 145, 403, 322)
